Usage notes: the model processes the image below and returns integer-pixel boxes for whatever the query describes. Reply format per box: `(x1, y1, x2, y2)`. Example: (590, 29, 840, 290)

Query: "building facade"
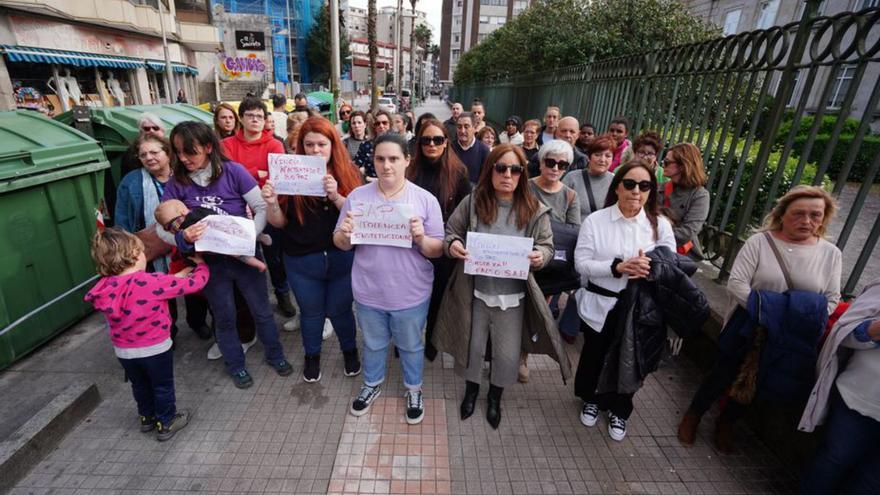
(438, 0, 531, 83)
(0, 0, 218, 114)
(680, 0, 880, 129)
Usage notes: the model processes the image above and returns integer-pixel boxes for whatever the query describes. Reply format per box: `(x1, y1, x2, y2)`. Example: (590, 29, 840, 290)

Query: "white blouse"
(573, 204, 676, 332)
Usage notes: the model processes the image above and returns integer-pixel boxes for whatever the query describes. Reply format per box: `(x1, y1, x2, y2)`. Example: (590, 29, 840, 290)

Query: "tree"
(368, 0, 378, 111)
(453, 0, 719, 85)
(414, 23, 432, 95)
(306, 3, 351, 86)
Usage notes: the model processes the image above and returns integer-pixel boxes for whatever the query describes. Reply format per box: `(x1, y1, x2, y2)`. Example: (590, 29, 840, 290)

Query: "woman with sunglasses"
(433, 144, 571, 429)
(572, 159, 676, 442)
(406, 118, 472, 361)
(660, 143, 710, 258)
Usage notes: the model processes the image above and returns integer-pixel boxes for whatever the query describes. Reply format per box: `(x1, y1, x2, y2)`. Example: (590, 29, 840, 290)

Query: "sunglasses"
(141, 125, 161, 132)
(621, 179, 652, 192)
(164, 214, 186, 233)
(493, 163, 524, 175)
(419, 136, 446, 146)
(543, 158, 570, 170)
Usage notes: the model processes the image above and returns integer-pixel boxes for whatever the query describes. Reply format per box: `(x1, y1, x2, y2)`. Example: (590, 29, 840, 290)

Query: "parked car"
(377, 97, 397, 114)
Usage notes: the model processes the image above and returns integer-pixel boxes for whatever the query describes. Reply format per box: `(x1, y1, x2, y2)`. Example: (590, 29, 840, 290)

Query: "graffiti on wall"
(217, 52, 267, 82)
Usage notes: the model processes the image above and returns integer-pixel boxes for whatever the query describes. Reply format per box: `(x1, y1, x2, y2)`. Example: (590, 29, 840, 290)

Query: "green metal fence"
(452, 2, 880, 298)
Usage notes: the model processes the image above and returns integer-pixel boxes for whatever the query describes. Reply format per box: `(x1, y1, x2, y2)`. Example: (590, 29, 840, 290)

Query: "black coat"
(601, 246, 709, 388)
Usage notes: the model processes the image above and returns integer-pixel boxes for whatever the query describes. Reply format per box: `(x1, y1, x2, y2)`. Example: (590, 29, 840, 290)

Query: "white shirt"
(573, 203, 676, 332)
(498, 132, 523, 145)
(271, 111, 287, 139)
(458, 136, 476, 151)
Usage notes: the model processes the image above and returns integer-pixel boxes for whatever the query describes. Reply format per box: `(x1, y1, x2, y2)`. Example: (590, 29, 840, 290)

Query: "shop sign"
(235, 31, 266, 51)
(218, 52, 267, 81)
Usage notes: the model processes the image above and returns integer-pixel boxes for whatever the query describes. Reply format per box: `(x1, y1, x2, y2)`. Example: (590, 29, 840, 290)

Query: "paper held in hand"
(268, 153, 327, 196)
(195, 215, 256, 257)
(350, 201, 415, 248)
(464, 232, 533, 280)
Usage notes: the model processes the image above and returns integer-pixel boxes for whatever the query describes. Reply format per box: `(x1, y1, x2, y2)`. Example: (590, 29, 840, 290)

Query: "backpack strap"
(763, 231, 794, 290)
(581, 169, 597, 212)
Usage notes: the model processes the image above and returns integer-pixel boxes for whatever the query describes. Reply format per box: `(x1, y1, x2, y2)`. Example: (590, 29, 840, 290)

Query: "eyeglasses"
(636, 150, 657, 158)
(242, 112, 265, 120)
(419, 136, 446, 146)
(341, 110, 351, 116)
(662, 158, 678, 167)
(375, 120, 390, 127)
(543, 158, 570, 170)
(621, 179, 652, 192)
(164, 214, 186, 233)
(493, 163, 524, 175)
(138, 150, 163, 160)
(141, 126, 161, 132)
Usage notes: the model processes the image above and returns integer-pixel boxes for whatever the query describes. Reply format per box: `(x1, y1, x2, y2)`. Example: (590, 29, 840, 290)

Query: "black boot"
(486, 384, 503, 429)
(460, 381, 480, 420)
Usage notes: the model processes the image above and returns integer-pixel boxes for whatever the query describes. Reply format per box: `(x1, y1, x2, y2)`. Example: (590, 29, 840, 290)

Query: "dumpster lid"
(0, 110, 107, 181)
(54, 103, 213, 147)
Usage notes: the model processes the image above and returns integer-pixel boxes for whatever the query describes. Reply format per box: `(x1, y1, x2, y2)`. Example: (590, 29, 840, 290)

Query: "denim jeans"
(283, 250, 357, 356)
(263, 224, 290, 296)
(355, 299, 429, 391)
(201, 255, 286, 374)
(118, 348, 176, 425)
(801, 391, 880, 495)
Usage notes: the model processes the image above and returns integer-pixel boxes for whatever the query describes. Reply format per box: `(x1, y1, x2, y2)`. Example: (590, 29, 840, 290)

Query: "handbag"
(535, 190, 581, 295)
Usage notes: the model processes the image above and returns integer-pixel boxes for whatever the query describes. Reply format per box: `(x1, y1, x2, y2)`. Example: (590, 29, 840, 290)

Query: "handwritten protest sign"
(268, 153, 326, 196)
(195, 215, 256, 257)
(350, 201, 414, 248)
(464, 232, 533, 280)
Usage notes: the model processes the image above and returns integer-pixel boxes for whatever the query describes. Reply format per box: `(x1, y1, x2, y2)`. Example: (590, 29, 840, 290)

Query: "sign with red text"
(268, 154, 326, 196)
(350, 201, 414, 248)
(464, 232, 533, 280)
(195, 216, 256, 257)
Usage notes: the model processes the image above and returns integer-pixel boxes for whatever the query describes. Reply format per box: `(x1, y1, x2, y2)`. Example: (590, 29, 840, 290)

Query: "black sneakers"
(405, 390, 425, 425)
(343, 349, 362, 376)
(350, 384, 381, 416)
(157, 409, 191, 442)
(303, 354, 322, 382)
(139, 415, 157, 433)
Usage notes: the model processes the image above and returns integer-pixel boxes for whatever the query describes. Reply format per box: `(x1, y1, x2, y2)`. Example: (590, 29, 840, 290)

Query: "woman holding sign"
(333, 133, 445, 425)
(432, 143, 572, 429)
(406, 118, 472, 361)
(572, 159, 676, 442)
(161, 121, 293, 390)
(263, 117, 364, 383)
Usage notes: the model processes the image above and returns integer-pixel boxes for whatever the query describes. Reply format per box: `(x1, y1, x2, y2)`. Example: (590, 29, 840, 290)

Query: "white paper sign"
(350, 201, 415, 248)
(195, 215, 256, 257)
(268, 153, 327, 197)
(464, 232, 533, 280)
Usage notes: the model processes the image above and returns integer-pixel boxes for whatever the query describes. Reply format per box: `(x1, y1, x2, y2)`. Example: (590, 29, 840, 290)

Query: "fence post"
(716, 0, 821, 283)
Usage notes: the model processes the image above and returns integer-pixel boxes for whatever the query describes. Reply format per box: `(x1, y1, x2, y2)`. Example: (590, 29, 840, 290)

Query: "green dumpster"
(54, 104, 213, 224)
(0, 110, 110, 370)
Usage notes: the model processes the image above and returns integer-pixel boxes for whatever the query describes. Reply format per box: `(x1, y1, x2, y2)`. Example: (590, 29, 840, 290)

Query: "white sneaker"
(241, 337, 258, 354)
(608, 413, 627, 442)
(282, 317, 300, 332)
(580, 402, 599, 427)
(207, 342, 222, 360)
(322, 319, 334, 341)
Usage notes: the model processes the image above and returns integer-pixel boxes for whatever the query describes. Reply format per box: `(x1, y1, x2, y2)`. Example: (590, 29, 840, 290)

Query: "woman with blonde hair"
(677, 185, 842, 454)
(659, 142, 710, 257)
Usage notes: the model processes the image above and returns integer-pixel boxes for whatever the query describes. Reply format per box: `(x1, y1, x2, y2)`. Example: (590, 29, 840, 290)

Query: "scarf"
(141, 168, 169, 273)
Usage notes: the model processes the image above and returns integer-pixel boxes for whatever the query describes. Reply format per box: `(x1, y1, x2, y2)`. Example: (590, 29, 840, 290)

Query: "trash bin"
(54, 103, 213, 224)
(0, 110, 111, 370)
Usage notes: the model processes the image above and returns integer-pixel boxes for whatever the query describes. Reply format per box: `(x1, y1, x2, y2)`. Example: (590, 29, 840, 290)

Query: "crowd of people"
(84, 94, 878, 494)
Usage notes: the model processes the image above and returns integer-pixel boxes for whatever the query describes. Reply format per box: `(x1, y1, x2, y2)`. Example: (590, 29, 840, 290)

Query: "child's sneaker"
(267, 358, 293, 376)
(350, 384, 381, 416)
(232, 369, 253, 389)
(139, 415, 157, 433)
(156, 409, 191, 442)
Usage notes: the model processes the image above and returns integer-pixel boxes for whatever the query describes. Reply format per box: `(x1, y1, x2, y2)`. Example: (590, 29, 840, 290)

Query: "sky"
(347, 0, 442, 45)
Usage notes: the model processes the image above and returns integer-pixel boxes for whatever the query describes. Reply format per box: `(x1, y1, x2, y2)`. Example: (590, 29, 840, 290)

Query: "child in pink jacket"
(84, 227, 209, 441)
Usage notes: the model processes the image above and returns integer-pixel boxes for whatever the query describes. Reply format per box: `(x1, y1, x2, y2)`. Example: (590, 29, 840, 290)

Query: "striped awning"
(1, 45, 144, 69)
(145, 60, 199, 76)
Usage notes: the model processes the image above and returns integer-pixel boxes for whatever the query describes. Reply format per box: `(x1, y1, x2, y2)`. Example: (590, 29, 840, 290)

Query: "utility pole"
(158, 0, 176, 102)
(286, 0, 294, 96)
(395, 0, 403, 93)
(329, 0, 341, 104)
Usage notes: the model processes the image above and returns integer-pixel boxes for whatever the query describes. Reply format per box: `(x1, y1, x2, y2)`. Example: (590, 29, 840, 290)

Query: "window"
(453, 34, 460, 44)
(774, 70, 801, 107)
(479, 16, 489, 24)
(827, 65, 857, 109)
(861, 0, 880, 9)
(513, 0, 529, 15)
(481, 0, 507, 5)
(723, 9, 741, 36)
(756, 0, 780, 29)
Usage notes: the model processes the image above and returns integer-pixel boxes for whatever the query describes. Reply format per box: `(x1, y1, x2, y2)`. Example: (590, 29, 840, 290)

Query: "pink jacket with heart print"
(84, 264, 209, 349)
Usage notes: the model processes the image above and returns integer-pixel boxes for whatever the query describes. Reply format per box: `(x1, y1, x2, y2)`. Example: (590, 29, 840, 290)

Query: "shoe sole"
(350, 389, 381, 417)
(580, 413, 598, 427)
(303, 372, 322, 383)
(157, 410, 192, 442)
(405, 411, 425, 425)
(343, 366, 362, 377)
(608, 427, 626, 442)
(233, 375, 253, 389)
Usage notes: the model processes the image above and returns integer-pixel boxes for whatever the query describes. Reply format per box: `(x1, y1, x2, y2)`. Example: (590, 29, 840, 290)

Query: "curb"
(0, 382, 101, 491)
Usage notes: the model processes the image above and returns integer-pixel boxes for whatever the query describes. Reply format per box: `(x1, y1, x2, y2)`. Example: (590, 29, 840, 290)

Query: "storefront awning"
(145, 60, 199, 76)
(1, 45, 144, 69)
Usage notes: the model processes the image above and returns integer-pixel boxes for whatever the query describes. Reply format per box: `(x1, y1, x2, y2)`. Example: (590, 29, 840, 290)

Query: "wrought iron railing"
(452, 2, 880, 298)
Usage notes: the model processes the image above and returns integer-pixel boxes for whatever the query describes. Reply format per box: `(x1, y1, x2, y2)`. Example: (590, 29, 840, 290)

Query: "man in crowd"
(450, 111, 490, 184)
(444, 102, 463, 138)
(538, 105, 560, 146)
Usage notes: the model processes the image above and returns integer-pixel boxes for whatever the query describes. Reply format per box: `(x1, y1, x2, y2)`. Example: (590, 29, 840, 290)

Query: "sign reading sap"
(235, 31, 266, 51)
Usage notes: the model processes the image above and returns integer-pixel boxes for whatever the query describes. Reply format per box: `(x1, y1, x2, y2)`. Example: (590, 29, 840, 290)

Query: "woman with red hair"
(262, 117, 364, 382)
